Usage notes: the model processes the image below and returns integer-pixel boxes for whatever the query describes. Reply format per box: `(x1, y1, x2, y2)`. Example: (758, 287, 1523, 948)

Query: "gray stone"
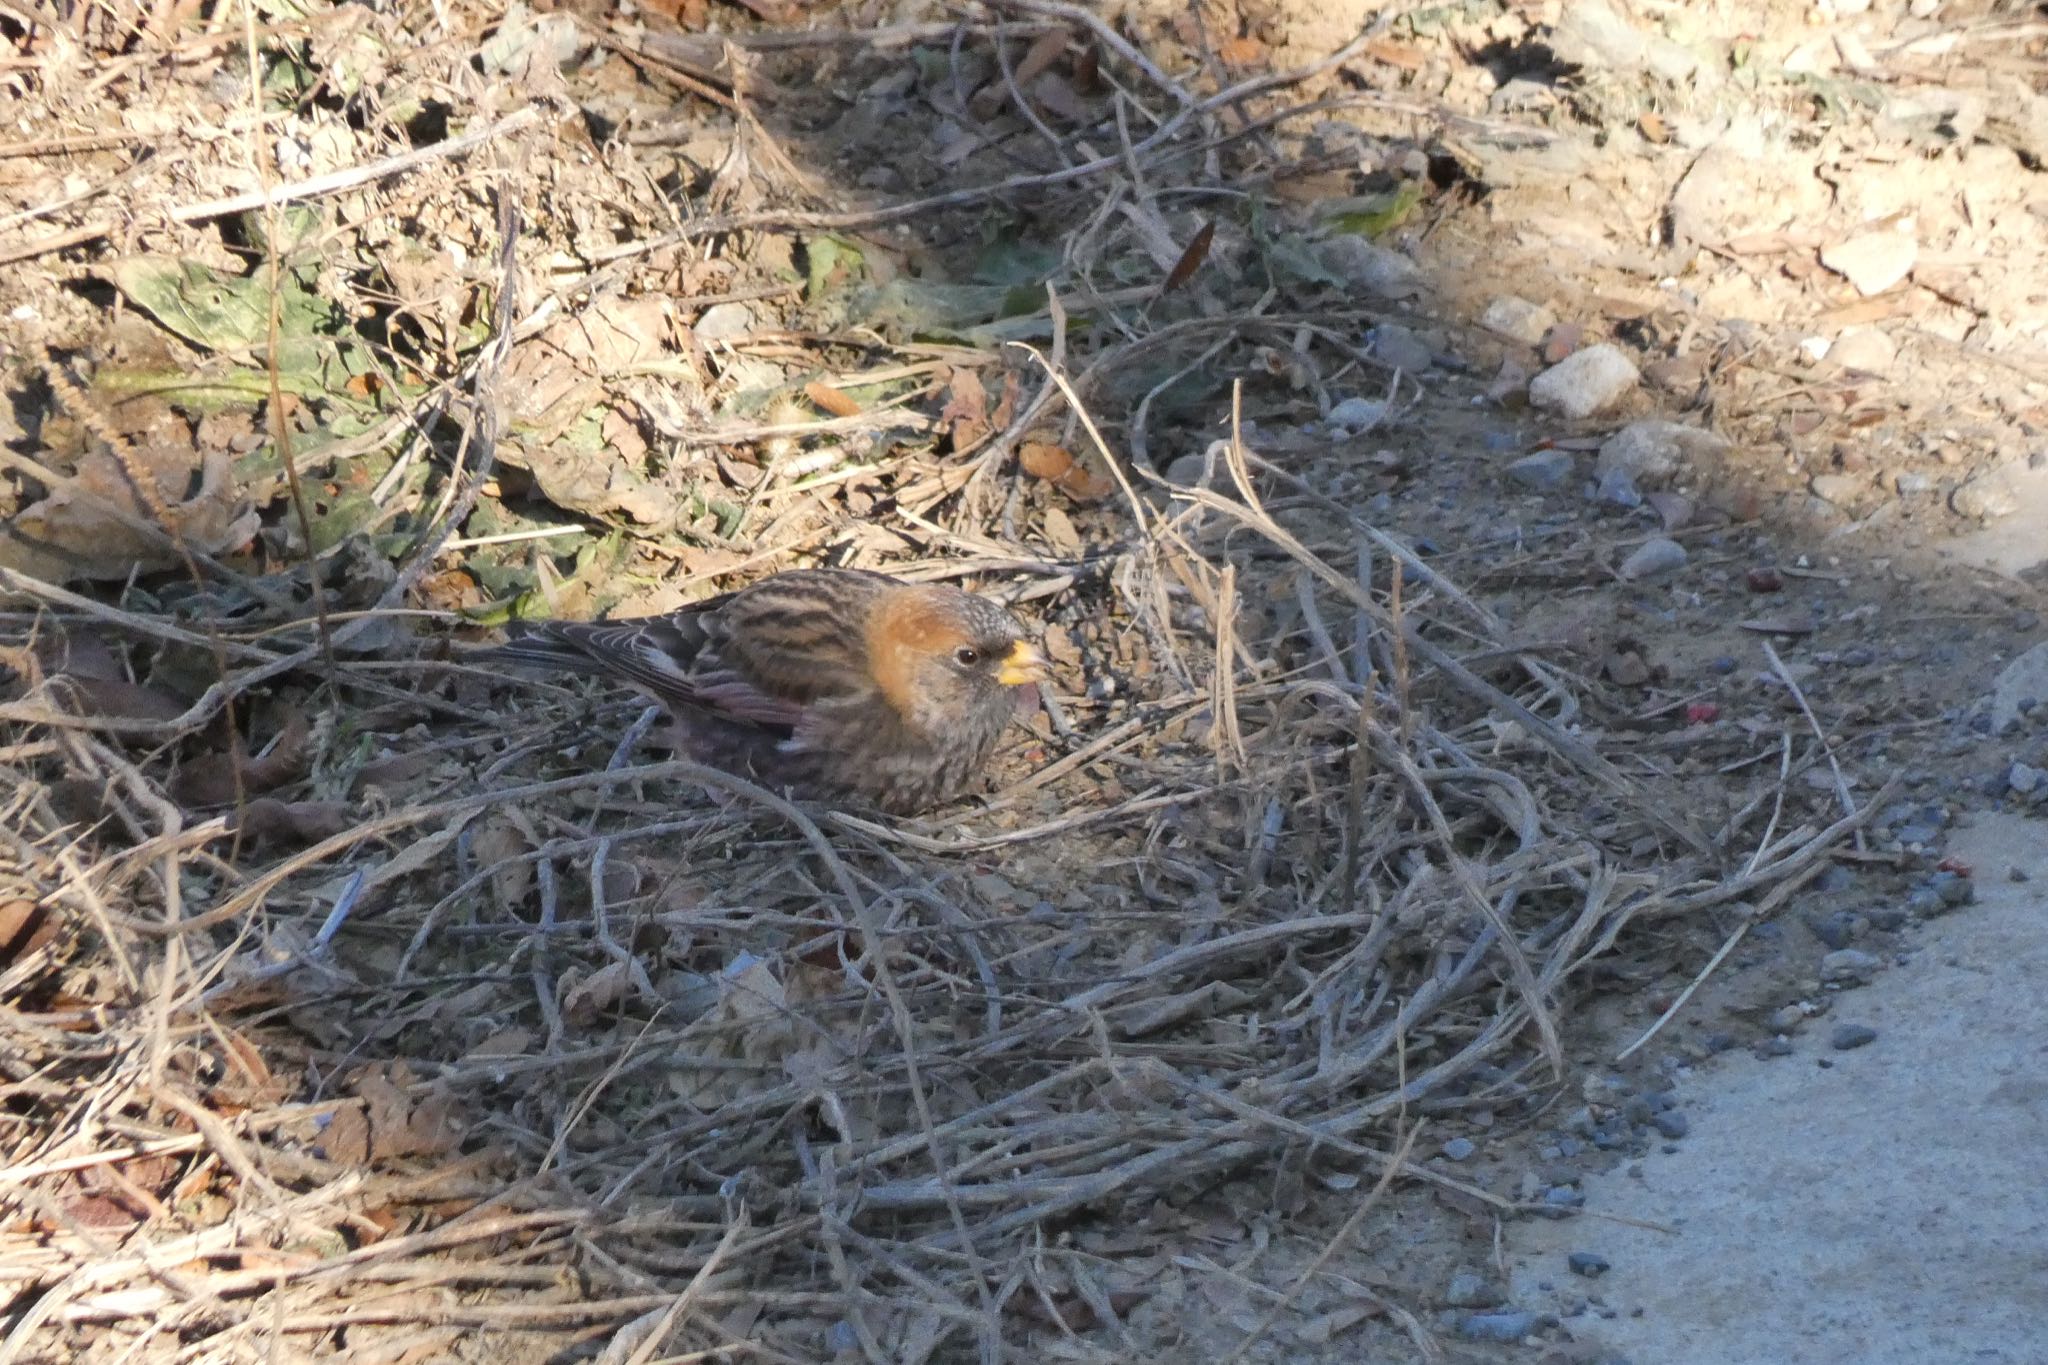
(1456, 1309, 1540, 1342)
(1508, 449, 1576, 490)
(1317, 236, 1424, 298)
(1830, 327, 1897, 374)
(1482, 295, 1557, 346)
(1568, 1251, 1612, 1278)
(1444, 1270, 1503, 1307)
(1327, 396, 1389, 431)
(1370, 324, 1434, 373)
(1952, 472, 2020, 521)
(1619, 537, 1688, 581)
(1595, 419, 1732, 488)
(1442, 1136, 1478, 1161)
(1831, 1023, 1879, 1050)
(1531, 344, 1641, 419)
(1596, 465, 1644, 507)
(1811, 473, 1867, 507)
(1821, 948, 1883, 985)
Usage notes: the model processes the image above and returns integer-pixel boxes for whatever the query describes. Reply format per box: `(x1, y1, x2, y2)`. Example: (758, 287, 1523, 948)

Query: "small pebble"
(1619, 537, 1688, 581)
(1456, 1309, 1540, 1343)
(1805, 910, 1861, 950)
(1820, 948, 1882, 985)
(1481, 295, 1556, 346)
(1444, 1270, 1501, 1308)
(1442, 1137, 1477, 1161)
(1759, 1037, 1795, 1058)
(1651, 1110, 1690, 1140)
(1831, 1023, 1878, 1050)
(1508, 449, 1576, 490)
(1327, 396, 1389, 430)
(1568, 1251, 1612, 1278)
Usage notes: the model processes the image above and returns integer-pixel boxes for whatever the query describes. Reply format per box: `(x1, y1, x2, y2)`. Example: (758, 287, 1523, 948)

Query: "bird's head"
(863, 585, 1050, 735)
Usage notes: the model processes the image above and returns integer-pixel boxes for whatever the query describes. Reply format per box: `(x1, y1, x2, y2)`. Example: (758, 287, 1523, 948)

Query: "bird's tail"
(465, 624, 592, 676)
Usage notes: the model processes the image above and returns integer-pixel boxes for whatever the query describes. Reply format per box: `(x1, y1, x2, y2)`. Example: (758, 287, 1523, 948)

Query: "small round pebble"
(1652, 1110, 1690, 1140)
(1568, 1251, 1612, 1278)
(1456, 1309, 1540, 1343)
(1831, 1023, 1878, 1050)
(1442, 1137, 1477, 1161)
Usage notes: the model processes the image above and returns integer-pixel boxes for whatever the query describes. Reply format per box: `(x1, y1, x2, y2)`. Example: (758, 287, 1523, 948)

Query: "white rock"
(1482, 295, 1557, 346)
(1595, 419, 1732, 487)
(1819, 231, 1918, 296)
(1951, 471, 2019, 521)
(1829, 327, 1896, 375)
(1529, 344, 1640, 420)
(1619, 537, 1688, 580)
(1799, 335, 1832, 364)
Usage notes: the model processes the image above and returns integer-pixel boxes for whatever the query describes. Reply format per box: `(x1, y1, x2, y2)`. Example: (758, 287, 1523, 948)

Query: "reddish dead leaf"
(1162, 221, 1215, 293)
(1363, 37, 1424, 69)
(357, 1206, 403, 1241)
(1685, 701, 1721, 725)
(1020, 441, 1076, 482)
(351, 1065, 466, 1162)
(1639, 111, 1670, 143)
(1012, 28, 1069, 88)
(210, 1026, 284, 1109)
(174, 709, 313, 808)
(939, 366, 992, 451)
(805, 380, 861, 418)
(1540, 322, 1585, 365)
(45, 675, 188, 724)
(417, 567, 482, 615)
(1746, 566, 1785, 593)
(1218, 35, 1268, 66)
(0, 900, 57, 967)
(1936, 857, 1973, 876)
(320, 1106, 371, 1165)
(231, 798, 352, 847)
(353, 748, 444, 797)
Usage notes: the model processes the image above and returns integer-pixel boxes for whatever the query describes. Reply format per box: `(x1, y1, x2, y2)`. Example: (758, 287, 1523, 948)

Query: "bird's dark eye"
(953, 646, 981, 667)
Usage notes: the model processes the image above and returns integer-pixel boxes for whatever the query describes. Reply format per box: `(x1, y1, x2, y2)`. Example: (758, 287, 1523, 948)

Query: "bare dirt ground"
(1, 0, 2044, 1361)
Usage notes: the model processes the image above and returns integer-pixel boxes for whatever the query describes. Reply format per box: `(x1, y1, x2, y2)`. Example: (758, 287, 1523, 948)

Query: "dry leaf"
(470, 811, 535, 910)
(351, 1064, 465, 1161)
(1013, 28, 1069, 88)
(174, 710, 314, 807)
(939, 366, 991, 450)
(805, 380, 860, 417)
(1041, 505, 1083, 557)
(562, 958, 648, 1028)
(1019, 441, 1075, 481)
(1163, 221, 1215, 292)
(231, 798, 352, 847)
(1, 446, 258, 584)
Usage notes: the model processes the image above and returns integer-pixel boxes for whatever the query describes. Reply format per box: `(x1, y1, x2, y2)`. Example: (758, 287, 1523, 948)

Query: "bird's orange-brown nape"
(863, 587, 979, 720)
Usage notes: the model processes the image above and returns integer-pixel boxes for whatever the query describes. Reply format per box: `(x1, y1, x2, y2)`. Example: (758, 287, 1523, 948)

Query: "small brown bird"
(490, 568, 1051, 813)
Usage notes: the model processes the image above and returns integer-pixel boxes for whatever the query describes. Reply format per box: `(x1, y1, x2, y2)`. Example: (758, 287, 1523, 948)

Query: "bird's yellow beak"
(995, 640, 1052, 687)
